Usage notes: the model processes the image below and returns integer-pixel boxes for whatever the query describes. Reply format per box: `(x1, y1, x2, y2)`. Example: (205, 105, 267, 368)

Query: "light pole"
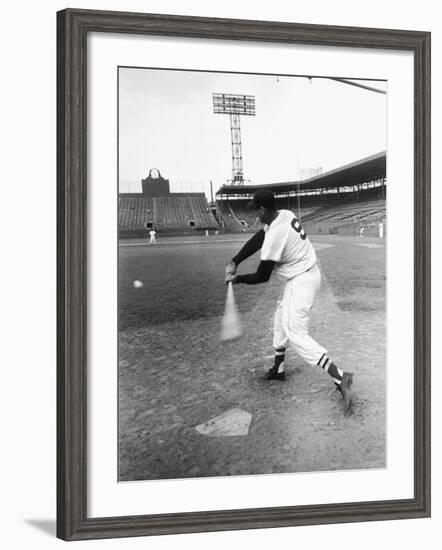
(212, 93, 256, 185)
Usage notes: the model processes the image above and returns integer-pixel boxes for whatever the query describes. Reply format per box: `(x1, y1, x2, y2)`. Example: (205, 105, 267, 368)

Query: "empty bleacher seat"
(119, 193, 218, 234)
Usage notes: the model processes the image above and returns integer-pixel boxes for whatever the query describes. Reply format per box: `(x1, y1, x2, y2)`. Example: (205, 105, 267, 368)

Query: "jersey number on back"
(291, 218, 307, 240)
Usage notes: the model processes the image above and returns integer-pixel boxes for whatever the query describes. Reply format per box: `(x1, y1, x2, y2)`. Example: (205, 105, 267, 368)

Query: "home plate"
(357, 243, 385, 248)
(195, 408, 252, 437)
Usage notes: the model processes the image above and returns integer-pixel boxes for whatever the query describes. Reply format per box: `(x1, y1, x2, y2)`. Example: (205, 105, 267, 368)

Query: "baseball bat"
(220, 282, 242, 341)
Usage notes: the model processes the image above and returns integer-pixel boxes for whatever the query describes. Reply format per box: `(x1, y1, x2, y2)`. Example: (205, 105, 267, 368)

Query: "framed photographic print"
(57, 8, 431, 541)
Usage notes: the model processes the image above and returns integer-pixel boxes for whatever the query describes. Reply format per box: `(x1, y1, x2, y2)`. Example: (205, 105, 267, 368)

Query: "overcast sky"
(119, 67, 387, 198)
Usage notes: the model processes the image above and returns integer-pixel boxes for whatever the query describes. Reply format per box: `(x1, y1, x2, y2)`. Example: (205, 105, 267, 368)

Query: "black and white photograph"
(118, 66, 387, 482)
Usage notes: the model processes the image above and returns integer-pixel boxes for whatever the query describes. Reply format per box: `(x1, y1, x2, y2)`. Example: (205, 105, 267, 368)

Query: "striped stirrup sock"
(317, 353, 343, 384)
(273, 347, 286, 373)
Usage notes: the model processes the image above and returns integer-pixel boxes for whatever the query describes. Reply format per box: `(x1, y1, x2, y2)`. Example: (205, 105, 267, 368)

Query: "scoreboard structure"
(213, 93, 256, 185)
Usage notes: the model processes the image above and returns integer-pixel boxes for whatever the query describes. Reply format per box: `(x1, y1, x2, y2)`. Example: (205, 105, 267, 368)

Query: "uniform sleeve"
(260, 227, 287, 263)
(232, 229, 265, 265)
(235, 260, 275, 285)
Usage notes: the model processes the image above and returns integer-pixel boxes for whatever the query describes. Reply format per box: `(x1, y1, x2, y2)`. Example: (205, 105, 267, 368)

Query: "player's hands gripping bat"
(220, 282, 242, 341)
(224, 261, 237, 284)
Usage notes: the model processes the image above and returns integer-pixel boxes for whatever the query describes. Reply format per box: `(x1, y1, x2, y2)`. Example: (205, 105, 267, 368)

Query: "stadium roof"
(216, 151, 386, 196)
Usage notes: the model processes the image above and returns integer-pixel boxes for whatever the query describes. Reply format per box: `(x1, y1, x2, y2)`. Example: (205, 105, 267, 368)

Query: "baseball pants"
(273, 263, 327, 367)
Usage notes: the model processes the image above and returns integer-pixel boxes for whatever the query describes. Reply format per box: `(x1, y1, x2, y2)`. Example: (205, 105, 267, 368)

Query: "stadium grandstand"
(119, 168, 219, 238)
(216, 151, 386, 237)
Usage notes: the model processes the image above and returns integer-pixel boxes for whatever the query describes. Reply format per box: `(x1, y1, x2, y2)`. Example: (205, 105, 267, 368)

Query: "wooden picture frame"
(57, 8, 431, 541)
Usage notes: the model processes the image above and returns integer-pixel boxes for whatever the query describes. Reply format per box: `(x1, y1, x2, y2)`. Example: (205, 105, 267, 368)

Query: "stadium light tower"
(213, 93, 256, 185)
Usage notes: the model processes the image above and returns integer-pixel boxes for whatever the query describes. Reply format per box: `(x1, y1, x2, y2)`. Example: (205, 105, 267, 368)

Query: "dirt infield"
(118, 234, 386, 481)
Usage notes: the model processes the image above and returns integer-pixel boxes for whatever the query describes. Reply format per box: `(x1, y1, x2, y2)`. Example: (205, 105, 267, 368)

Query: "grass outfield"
(118, 234, 386, 481)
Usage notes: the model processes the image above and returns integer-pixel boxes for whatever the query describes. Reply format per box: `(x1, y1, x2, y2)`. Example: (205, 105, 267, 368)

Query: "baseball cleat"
(335, 372, 353, 412)
(264, 368, 286, 381)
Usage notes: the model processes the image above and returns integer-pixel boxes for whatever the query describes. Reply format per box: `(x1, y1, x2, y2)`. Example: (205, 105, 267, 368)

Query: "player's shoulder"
(278, 209, 295, 218)
(277, 209, 295, 225)
(265, 210, 293, 236)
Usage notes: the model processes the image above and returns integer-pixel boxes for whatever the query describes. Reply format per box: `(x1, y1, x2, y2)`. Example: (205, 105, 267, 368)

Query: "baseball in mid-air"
(133, 280, 144, 289)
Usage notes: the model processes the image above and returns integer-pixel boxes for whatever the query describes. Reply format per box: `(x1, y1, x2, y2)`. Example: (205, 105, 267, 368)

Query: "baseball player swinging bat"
(223, 188, 354, 414)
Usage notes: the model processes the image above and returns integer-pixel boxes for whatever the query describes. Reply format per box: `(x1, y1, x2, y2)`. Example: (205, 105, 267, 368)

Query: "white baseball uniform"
(261, 210, 327, 367)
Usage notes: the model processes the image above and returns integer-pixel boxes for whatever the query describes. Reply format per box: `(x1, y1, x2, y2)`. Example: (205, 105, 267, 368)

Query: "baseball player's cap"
(246, 189, 276, 210)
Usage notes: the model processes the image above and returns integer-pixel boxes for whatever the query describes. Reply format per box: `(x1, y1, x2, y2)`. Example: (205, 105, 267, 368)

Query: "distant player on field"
(224, 189, 353, 413)
(149, 229, 157, 245)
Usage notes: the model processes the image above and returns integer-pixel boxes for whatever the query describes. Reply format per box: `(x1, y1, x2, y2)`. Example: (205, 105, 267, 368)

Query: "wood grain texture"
(57, 8, 88, 541)
(56, 8, 431, 541)
(413, 31, 431, 519)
